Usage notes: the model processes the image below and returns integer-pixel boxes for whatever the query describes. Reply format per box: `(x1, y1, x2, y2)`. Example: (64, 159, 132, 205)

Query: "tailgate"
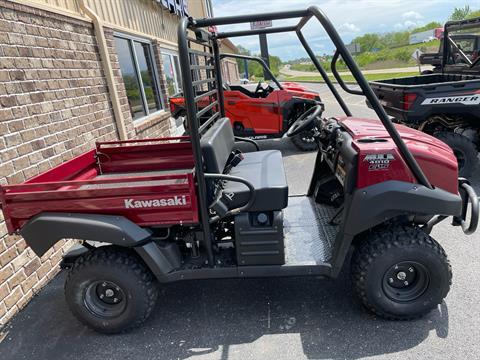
(369, 81, 409, 121)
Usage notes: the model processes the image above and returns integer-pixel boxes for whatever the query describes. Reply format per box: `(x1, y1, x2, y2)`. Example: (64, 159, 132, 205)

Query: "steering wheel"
(286, 105, 323, 137)
(254, 81, 264, 96)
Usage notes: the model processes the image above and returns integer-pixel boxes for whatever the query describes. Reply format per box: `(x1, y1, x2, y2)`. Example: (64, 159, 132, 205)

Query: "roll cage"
(178, 6, 433, 265)
(219, 53, 284, 89)
(442, 17, 480, 70)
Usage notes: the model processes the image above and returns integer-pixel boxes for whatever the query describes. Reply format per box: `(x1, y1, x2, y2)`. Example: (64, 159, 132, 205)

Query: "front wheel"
(65, 247, 159, 333)
(351, 226, 451, 320)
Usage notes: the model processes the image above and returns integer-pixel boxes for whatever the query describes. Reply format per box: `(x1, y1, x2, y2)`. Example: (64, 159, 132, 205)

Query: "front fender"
(344, 181, 462, 236)
(20, 212, 152, 257)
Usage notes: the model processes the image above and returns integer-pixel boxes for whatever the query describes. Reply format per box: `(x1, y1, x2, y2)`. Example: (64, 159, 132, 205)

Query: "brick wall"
(0, 0, 174, 326)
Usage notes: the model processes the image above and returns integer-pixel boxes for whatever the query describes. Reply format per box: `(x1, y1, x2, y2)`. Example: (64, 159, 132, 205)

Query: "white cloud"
(211, 0, 466, 60)
(339, 22, 360, 33)
(402, 11, 424, 20)
(394, 19, 421, 30)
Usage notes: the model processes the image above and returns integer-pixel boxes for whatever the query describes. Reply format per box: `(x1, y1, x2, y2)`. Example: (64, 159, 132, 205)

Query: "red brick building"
(0, 0, 239, 326)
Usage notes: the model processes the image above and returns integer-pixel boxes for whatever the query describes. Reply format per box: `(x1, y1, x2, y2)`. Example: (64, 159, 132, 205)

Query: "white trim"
(161, 50, 182, 96)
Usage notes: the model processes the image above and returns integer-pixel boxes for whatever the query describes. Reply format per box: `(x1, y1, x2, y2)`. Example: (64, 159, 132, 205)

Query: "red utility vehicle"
(0, 7, 478, 334)
(169, 53, 322, 150)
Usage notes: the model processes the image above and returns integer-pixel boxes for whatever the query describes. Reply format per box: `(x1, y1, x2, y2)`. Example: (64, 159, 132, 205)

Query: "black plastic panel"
(234, 211, 285, 266)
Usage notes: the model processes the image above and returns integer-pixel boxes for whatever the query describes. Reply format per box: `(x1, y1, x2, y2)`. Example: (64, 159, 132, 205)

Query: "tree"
(450, 5, 471, 20)
(233, 45, 282, 78)
(351, 33, 384, 53)
(411, 22, 442, 34)
(466, 9, 480, 19)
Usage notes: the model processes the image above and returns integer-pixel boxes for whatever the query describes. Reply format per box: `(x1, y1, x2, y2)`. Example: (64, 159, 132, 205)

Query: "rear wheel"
(351, 226, 451, 320)
(291, 130, 318, 151)
(65, 247, 158, 333)
(434, 131, 478, 178)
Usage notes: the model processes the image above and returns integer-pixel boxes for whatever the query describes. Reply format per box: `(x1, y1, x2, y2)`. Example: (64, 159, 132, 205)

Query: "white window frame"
(114, 32, 164, 122)
(161, 49, 183, 96)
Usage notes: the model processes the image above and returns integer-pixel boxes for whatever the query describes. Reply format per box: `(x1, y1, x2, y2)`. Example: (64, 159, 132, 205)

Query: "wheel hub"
(382, 261, 430, 302)
(84, 280, 126, 318)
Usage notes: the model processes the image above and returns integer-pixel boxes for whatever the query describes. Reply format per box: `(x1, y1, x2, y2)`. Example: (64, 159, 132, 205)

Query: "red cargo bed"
(0, 137, 199, 234)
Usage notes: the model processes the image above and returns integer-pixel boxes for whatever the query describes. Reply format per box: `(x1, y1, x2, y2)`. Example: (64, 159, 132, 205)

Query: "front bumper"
(455, 179, 479, 235)
(424, 179, 478, 235)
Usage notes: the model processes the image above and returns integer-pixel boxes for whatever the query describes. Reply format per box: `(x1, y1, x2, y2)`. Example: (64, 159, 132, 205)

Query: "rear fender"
(20, 212, 152, 257)
(24, 212, 182, 281)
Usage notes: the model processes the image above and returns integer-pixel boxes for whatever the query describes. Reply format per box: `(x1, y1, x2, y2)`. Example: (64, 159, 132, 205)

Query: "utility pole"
(259, 33, 271, 80)
(250, 20, 273, 81)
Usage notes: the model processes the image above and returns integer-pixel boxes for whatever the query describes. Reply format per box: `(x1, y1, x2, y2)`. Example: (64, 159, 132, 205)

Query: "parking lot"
(1, 83, 479, 360)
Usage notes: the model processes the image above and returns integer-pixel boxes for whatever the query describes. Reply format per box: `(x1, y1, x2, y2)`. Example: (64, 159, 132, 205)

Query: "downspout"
(79, 0, 128, 140)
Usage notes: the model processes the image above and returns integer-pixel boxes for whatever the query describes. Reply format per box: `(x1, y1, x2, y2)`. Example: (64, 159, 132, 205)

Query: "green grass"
(288, 40, 440, 72)
(281, 71, 420, 83)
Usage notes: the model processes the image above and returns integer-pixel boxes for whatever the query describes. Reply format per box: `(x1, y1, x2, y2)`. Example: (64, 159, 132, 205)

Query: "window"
(115, 35, 162, 121)
(162, 51, 182, 96)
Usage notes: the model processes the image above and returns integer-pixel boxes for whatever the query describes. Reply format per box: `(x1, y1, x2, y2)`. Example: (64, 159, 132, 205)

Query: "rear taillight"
(169, 101, 175, 113)
(402, 93, 417, 111)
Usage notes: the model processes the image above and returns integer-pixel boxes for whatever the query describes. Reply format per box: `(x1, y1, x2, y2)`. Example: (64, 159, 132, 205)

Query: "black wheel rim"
(84, 280, 127, 318)
(453, 149, 466, 171)
(382, 261, 430, 302)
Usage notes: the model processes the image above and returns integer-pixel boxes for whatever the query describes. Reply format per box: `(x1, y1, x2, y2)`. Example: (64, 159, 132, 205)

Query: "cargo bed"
(369, 73, 480, 123)
(0, 137, 199, 234)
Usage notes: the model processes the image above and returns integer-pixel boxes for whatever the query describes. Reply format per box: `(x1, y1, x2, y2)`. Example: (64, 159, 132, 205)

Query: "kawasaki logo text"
(124, 196, 187, 209)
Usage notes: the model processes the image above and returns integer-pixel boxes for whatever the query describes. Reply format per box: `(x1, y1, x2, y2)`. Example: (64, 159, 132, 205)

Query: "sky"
(210, 0, 479, 61)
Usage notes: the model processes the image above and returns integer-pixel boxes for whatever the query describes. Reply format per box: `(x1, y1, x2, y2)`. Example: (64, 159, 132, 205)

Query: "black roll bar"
(212, 39, 226, 117)
(331, 50, 364, 96)
(179, 6, 434, 265)
(296, 31, 351, 116)
(442, 17, 480, 70)
(216, 26, 297, 38)
(219, 53, 283, 89)
(178, 18, 215, 265)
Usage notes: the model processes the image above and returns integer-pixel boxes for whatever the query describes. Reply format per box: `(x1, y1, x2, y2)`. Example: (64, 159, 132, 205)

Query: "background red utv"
(169, 54, 322, 151)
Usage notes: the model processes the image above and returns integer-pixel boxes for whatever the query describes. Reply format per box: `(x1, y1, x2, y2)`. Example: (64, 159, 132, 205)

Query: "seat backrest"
(200, 118, 235, 173)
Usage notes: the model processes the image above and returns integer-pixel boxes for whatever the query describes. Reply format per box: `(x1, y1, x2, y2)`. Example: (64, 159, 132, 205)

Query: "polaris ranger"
(369, 17, 480, 177)
(0, 7, 478, 334)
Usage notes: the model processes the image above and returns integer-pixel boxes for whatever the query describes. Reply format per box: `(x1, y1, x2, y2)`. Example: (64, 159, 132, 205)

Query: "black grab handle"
(459, 181, 479, 235)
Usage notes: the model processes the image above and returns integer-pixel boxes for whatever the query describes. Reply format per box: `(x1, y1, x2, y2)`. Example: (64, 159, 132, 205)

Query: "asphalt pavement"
(1, 83, 479, 360)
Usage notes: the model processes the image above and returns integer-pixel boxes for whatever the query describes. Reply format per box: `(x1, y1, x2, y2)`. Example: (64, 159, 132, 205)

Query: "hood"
(338, 117, 458, 194)
(339, 117, 452, 153)
(281, 82, 316, 94)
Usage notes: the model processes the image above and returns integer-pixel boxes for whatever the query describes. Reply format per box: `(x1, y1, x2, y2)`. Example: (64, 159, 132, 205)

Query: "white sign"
(346, 43, 361, 54)
(250, 20, 273, 30)
(412, 48, 423, 61)
(421, 95, 480, 106)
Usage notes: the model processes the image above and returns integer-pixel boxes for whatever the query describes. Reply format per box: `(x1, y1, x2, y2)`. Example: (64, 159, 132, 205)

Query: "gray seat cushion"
(225, 150, 288, 211)
(200, 117, 289, 212)
(200, 118, 235, 174)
